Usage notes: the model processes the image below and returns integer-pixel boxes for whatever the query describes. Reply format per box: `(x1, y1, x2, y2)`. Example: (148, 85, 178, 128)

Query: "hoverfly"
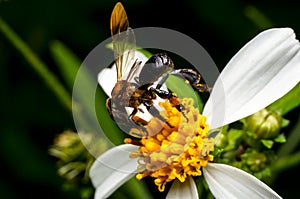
(105, 2, 210, 136)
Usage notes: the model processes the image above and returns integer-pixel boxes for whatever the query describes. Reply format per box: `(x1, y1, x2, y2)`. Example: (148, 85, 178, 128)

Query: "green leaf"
(227, 129, 243, 142)
(222, 129, 243, 151)
(166, 75, 204, 112)
(0, 17, 72, 111)
(50, 40, 82, 90)
(50, 40, 124, 145)
(244, 6, 273, 29)
(50, 40, 152, 199)
(95, 88, 125, 145)
(281, 118, 290, 128)
(268, 83, 300, 116)
(137, 48, 152, 59)
(274, 134, 286, 143)
(261, 139, 274, 149)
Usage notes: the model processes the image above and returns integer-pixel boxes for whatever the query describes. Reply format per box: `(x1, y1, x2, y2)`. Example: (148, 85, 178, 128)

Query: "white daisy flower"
(90, 28, 300, 199)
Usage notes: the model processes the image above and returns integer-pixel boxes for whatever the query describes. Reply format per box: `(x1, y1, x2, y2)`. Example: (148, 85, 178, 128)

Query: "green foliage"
(166, 75, 204, 112)
(49, 130, 97, 199)
(50, 40, 124, 145)
(268, 83, 300, 116)
(214, 85, 300, 182)
(50, 40, 82, 90)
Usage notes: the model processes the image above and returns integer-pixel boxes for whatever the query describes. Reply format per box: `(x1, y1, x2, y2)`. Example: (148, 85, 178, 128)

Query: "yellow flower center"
(125, 98, 214, 192)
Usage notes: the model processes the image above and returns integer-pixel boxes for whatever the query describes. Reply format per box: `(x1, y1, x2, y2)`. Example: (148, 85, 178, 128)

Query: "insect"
(106, 2, 210, 136)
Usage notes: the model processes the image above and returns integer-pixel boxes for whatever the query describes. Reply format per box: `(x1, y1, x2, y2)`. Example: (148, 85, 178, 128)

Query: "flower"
(126, 98, 215, 192)
(90, 28, 300, 199)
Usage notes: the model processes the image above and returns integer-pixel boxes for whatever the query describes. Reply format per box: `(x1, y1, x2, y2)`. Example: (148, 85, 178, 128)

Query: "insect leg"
(106, 98, 113, 116)
(155, 73, 170, 89)
(125, 107, 149, 138)
(128, 107, 148, 126)
(149, 87, 188, 122)
(143, 101, 174, 128)
(169, 69, 211, 92)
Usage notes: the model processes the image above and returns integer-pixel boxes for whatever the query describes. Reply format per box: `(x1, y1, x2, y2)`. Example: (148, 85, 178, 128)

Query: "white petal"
(97, 51, 149, 97)
(89, 144, 139, 199)
(166, 177, 199, 199)
(203, 28, 300, 129)
(98, 67, 117, 97)
(203, 163, 282, 199)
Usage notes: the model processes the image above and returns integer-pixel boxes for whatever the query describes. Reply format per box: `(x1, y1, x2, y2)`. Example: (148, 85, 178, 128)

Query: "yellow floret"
(127, 98, 214, 192)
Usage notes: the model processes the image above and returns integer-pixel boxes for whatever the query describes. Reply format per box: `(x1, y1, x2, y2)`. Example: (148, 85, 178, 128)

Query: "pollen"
(126, 98, 214, 192)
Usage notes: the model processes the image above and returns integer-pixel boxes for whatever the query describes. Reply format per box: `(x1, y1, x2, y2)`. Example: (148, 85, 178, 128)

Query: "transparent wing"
(110, 2, 136, 81)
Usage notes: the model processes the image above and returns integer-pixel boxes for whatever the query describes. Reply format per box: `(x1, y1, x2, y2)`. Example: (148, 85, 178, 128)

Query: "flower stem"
(268, 151, 300, 184)
(273, 151, 300, 172)
(122, 178, 153, 199)
(0, 17, 72, 111)
(267, 116, 300, 183)
(278, 115, 300, 157)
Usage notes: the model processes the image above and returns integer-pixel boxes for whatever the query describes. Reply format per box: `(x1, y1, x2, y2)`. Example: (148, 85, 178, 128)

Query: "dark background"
(0, 0, 299, 198)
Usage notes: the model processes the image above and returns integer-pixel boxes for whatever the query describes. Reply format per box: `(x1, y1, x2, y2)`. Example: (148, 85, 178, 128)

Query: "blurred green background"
(0, 0, 300, 198)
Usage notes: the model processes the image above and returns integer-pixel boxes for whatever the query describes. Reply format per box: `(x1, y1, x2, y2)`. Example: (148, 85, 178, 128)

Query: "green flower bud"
(214, 131, 227, 148)
(245, 109, 282, 139)
(49, 130, 108, 182)
(49, 130, 109, 199)
(242, 151, 267, 172)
